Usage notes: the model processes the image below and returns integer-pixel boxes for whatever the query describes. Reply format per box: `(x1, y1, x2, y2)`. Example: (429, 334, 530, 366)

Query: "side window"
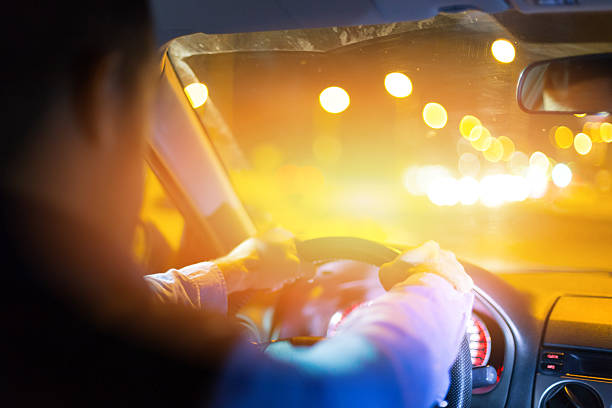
(133, 164, 186, 274)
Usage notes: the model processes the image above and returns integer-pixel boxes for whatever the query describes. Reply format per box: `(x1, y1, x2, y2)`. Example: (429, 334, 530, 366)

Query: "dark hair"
(0, 2, 154, 161)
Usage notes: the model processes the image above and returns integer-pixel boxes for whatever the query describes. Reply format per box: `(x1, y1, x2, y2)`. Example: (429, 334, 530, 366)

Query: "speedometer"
(468, 314, 491, 367)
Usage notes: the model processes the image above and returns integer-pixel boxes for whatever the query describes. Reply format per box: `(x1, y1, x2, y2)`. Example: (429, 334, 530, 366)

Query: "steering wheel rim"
(287, 236, 472, 408)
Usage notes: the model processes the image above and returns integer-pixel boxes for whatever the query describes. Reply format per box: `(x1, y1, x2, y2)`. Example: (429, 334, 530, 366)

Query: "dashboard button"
(540, 362, 564, 375)
(542, 351, 565, 362)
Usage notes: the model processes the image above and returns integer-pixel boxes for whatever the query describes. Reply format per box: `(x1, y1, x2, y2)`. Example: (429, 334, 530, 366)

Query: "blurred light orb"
(491, 39, 515, 63)
(458, 177, 480, 205)
(319, 86, 350, 114)
(552, 163, 572, 188)
(498, 136, 515, 161)
(483, 138, 504, 162)
(529, 151, 550, 173)
(403, 165, 452, 196)
(460, 115, 481, 139)
(600, 122, 612, 143)
(458, 152, 480, 177)
(526, 166, 549, 199)
(423, 102, 448, 129)
(479, 175, 505, 207)
(384, 72, 413, 98)
(184, 82, 209, 108)
(574, 132, 592, 155)
(554, 126, 574, 149)
(427, 176, 459, 206)
(470, 125, 493, 151)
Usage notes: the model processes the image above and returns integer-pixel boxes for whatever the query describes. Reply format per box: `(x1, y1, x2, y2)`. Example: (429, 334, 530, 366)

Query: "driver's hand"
(379, 241, 473, 293)
(214, 227, 315, 293)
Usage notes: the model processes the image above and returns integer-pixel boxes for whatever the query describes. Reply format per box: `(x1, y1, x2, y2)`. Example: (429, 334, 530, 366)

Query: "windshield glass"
(169, 10, 612, 272)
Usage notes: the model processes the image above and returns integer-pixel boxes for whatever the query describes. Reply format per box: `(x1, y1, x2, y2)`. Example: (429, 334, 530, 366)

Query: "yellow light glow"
(529, 151, 550, 173)
(423, 102, 448, 129)
(483, 138, 504, 162)
(470, 125, 492, 151)
(319, 86, 350, 114)
(596, 169, 612, 192)
(498, 136, 515, 161)
(184, 82, 209, 108)
(313, 136, 342, 163)
(601, 123, 612, 143)
(552, 163, 572, 188)
(574, 132, 592, 155)
(459, 115, 481, 139)
(554, 126, 574, 149)
(491, 39, 515, 63)
(574, 113, 587, 118)
(251, 144, 283, 171)
(384, 72, 413, 98)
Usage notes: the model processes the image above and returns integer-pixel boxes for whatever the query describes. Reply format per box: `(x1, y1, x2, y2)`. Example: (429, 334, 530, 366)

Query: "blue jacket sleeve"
(210, 272, 474, 408)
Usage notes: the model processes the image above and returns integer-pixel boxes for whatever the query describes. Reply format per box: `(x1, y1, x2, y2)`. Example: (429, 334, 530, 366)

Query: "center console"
(533, 296, 612, 407)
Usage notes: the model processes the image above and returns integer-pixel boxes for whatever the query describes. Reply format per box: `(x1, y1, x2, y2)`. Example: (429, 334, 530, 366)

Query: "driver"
(1, 2, 473, 407)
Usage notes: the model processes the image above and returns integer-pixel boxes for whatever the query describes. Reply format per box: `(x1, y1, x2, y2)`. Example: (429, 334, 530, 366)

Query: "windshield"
(169, 10, 612, 272)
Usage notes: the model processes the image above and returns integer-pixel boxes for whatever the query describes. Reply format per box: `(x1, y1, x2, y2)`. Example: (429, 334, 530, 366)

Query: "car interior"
(137, 1, 612, 407)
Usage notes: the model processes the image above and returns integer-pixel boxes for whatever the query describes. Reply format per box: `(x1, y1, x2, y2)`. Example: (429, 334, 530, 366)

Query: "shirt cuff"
(145, 261, 228, 314)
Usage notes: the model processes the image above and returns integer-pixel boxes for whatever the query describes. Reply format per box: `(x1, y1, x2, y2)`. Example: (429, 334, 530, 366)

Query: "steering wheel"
(268, 237, 472, 408)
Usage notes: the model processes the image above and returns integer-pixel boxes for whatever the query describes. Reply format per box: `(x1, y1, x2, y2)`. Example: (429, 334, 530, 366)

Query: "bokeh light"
(423, 102, 448, 129)
(319, 86, 350, 114)
(498, 136, 515, 161)
(460, 115, 481, 140)
(483, 137, 504, 162)
(552, 163, 572, 188)
(574, 132, 592, 155)
(427, 176, 459, 206)
(470, 125, 493, 151)
(529, 151, 550, 173)
(384, 72, 413, 98)
(403, 165, 452, 196)
(458, 152, 480, 177)
(491, 39, 515, 63)
(554, 126, 574, 149)
(600, 122, 612, 143)
(458, 177, 480, 205)
(184, 82, 209, 108)
(526, 166, 549, 199)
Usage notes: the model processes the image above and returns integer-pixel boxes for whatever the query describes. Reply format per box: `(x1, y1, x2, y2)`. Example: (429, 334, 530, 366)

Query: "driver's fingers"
(437, 249, 473, 293)
(398, 240, 441, 264)
(380, 241, 473, 293)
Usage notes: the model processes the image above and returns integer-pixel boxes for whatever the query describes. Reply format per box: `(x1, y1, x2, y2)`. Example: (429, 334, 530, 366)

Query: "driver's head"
(1, 2, 155, 248)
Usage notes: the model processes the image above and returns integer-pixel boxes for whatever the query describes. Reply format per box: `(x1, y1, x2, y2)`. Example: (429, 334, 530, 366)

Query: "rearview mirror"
(517, 53, 612, 115)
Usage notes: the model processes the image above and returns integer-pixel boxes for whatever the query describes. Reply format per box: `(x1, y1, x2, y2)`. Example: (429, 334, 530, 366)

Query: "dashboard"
(467, 265, 612, 408)
(250, 260, 612, 408)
